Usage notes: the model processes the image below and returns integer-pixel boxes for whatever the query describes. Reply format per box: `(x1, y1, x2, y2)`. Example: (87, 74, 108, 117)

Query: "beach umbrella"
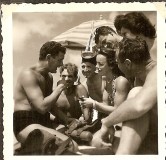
(51, 16, 121, 86)
(51, 16, 117, 50)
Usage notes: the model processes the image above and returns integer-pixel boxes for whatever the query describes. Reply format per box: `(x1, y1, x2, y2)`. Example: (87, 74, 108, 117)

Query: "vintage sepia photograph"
(2, 2, 166, 160)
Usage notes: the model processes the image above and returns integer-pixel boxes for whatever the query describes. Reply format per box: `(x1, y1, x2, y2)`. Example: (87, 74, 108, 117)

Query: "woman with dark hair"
(81, 42, 130, 116)
(80, 40, 131, 147)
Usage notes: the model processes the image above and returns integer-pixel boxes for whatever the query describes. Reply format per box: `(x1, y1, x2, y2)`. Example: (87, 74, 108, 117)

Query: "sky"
(13, 11, 157, 87)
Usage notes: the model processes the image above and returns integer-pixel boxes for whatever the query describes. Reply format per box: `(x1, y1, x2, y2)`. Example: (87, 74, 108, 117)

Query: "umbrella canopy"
(51, 18, 117, 50)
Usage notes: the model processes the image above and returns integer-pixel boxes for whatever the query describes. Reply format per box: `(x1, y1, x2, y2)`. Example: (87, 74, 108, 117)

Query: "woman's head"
(96, 46, 123, 77)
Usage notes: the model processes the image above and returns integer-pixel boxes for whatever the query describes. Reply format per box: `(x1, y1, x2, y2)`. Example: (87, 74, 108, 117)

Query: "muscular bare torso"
(55, 86, 82, 119)
(14, 67, 53, 112)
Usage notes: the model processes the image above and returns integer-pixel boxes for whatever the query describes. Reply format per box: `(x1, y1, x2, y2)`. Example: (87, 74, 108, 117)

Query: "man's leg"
(116, 113, 149, 154)
(115, 87, 150, 154)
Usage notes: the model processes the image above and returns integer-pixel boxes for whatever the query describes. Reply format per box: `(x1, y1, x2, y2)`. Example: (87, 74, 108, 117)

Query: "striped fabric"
(52, 20, 116, 50)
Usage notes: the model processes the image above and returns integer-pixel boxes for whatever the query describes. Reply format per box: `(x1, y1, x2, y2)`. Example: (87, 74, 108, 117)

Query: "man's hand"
(79, 97, 94, 108)
(57, 78, 66, 86)
(91, 126, 113, 148)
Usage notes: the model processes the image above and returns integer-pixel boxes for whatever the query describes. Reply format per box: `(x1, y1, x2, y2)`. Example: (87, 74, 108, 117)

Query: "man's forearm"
(51, 107, 69, 125)
(43, 84, 65, 112)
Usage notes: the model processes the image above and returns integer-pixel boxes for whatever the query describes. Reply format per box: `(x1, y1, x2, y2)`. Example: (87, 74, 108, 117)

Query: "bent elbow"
(36, 106, 49, 115)
(135, 102, 148, 118)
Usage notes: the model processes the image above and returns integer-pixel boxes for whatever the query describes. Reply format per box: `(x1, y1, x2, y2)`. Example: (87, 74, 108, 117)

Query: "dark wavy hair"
(39, 41, 66, 60)
(98, 46, 124, 77)
(118, 37, 150, 64)
(114, 12, 156, 39)
(94, 26, 117, 44)
(59, 63, 78, 78)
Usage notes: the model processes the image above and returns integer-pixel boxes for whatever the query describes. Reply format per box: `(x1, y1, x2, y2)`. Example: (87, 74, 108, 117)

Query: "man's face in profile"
(48, 52, 65, 73)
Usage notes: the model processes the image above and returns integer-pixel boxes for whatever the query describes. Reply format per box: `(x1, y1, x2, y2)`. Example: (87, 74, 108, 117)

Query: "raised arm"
(76, 84, 91, 122)
(20, 70, 65, 114)
(102, 67, 157, 127)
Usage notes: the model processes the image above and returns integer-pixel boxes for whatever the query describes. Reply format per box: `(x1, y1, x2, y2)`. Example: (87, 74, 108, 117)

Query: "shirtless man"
(81, 52, 104, 122)
(13, 41, 77, 151)
(98, 37, 157, 154)
(81, 53, 103, 104)
(51, 63, 91, 126)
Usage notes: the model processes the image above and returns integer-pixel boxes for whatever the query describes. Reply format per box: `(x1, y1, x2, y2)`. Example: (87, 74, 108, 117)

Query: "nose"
(65, 76, 69, 81)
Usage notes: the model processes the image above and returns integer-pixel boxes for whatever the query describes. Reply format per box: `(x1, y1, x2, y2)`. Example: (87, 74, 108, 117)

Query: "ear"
(46, 54, 51, 61)
(124, 59, 131, 69)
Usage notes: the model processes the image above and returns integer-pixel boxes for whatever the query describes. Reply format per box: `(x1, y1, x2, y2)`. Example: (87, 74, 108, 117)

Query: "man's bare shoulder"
(18, 68, 38, 85)
(75, 83, 88, 97)
(115, 76, 130, 92)
(76, 83, 86, 90)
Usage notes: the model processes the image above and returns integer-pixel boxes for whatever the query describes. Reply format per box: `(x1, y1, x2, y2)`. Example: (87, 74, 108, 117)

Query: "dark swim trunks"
(13, 110, 52, 137)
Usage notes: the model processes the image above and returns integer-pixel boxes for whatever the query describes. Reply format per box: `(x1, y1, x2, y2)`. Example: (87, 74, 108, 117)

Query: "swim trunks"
(13, 110, 52, 137)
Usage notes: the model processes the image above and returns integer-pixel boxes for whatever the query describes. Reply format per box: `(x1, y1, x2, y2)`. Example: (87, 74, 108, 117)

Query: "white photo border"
(2, 2, 166, 160)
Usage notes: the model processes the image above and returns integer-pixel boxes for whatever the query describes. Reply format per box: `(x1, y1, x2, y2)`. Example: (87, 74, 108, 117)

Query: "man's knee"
(17, 124, 43, 143)
(127, 87, 142, 99)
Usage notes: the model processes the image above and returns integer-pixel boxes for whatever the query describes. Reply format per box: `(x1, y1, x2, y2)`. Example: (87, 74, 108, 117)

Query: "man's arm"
(76, 84, 91, 122)
(20, 70, 65, 114)
(50, 106, 74, 125)
(102, 67, 157, 127)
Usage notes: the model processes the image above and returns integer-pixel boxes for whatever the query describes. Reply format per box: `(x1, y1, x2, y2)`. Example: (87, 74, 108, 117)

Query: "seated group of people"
(13, 11, 157, 155)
